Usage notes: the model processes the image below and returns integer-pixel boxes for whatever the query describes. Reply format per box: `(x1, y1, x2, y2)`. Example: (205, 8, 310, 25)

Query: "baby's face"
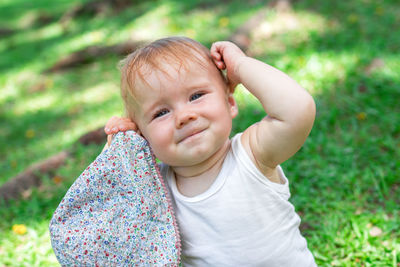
(133, 60, 238, 167)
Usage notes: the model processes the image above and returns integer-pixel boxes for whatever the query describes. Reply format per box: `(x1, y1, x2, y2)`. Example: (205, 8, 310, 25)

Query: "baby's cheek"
(150, 148, 172, 166)
(147, 136, 168, 158)
(143, 122, 176, 163)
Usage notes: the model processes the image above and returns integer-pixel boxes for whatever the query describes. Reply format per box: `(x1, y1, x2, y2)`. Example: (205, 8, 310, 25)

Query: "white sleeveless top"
(160, 133, 316, 267)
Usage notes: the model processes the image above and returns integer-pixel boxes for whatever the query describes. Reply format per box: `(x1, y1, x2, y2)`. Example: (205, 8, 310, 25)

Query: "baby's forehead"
(135, 56, 217, 91)
(141, 52, 214, 77)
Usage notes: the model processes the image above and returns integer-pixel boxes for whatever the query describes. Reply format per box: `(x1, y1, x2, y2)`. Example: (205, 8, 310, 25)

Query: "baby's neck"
(171, 139, 231, 197)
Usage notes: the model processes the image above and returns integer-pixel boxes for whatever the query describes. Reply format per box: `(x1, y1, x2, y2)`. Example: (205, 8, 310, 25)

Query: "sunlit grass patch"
(1, 221, 58, 266)
(0, 56, 124, 183)
(0, 143, 102, 266)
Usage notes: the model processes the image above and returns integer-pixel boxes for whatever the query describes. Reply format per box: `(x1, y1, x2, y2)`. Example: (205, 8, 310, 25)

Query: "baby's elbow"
(293, 93, 316, 133)
(305, 94, 316, 125)
(303, 95, 316, 136)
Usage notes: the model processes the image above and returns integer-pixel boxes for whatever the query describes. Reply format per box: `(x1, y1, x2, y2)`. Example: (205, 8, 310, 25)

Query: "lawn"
(0, 0, 399, 266)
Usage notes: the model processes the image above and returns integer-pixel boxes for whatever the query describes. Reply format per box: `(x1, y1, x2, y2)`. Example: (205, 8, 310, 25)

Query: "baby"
(104, 36, 317, 266)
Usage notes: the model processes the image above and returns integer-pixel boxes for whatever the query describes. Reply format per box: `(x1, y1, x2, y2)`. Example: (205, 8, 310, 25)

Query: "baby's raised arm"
(211, 41, 315, 170)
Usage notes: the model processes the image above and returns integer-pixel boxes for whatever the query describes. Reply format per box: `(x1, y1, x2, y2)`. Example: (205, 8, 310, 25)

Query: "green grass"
(1, 0, 399, 266)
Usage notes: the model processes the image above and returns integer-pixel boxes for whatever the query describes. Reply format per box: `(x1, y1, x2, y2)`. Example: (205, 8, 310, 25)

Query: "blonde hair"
(119, 36, 226, 120)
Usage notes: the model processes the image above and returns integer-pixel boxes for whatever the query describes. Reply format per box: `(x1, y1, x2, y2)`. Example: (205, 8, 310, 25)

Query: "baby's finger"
(105, 127, 117, 135)
(217, 61, 226, 70)
(211, 54, 225, 69)
(211, 50, 221, 61)
(105, 127, 114, 135)
(119, 125, 128, 131)
(107, 134, 114, 146)
(210, 43, 222, 58)
(119, 122, 137, 132)
(104, 116, 119, 134)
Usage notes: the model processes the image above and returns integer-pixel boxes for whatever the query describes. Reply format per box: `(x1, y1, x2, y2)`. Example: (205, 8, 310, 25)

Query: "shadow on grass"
(0, 2, 155, 73)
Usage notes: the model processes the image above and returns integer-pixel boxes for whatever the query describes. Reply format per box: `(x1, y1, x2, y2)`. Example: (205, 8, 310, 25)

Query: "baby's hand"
(210, 41, 246, 91)
(104, 116, 138, 145)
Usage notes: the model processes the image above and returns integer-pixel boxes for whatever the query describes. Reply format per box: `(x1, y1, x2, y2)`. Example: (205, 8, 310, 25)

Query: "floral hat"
(49, 131, 181, 266)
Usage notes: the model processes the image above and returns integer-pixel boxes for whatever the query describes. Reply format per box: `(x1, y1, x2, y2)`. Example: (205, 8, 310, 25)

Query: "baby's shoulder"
(230, 131, 285, 185)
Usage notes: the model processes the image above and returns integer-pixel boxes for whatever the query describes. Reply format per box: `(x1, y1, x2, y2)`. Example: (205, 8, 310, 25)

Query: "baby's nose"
(176, 110, 198, 129)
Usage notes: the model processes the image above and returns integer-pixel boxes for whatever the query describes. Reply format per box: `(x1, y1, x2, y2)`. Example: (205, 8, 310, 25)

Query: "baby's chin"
(157, 146, 224, 170)
(157, 151, 211, 168)
(158, 157, 205, 168)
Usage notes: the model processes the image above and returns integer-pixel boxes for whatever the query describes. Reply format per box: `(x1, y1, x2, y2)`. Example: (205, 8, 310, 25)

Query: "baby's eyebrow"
(187, 83, 209, 91)
(142, 100, 164, 116)
(185, 79, 211, 91)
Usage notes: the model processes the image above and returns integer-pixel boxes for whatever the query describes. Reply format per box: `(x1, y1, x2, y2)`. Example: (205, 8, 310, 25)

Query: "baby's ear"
(217, 67, 229, 86)
(223, 70, 238, 93)
(228, 80, 237, 94)
(227, 93, 238, 118)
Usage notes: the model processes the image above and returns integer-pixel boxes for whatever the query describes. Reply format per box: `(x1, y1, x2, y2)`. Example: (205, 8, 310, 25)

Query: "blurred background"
(0, 0, 399, 266)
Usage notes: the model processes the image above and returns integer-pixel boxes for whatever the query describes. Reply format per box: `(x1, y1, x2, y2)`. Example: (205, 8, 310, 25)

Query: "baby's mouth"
(177, 128, 206, 143)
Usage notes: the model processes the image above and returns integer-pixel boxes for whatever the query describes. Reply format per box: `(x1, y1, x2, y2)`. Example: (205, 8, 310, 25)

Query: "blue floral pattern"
(49, 131, 181, 266)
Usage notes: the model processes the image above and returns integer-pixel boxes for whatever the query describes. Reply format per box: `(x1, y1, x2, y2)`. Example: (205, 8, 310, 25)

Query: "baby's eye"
(190, 92, 204, 101)
(153, 109, 169, 119)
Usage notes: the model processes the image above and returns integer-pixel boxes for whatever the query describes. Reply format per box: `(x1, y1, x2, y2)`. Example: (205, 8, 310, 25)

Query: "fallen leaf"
(52, 175, 63, 184)
(375, 6, 384, 16)
(347, 14, 359, 23)
(12, 224, 27, 235)
(357, 112, 367, 120)
(25, 129, 35, 139)
(10, 160, 17, 169)
(218, 17, 229, 27)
